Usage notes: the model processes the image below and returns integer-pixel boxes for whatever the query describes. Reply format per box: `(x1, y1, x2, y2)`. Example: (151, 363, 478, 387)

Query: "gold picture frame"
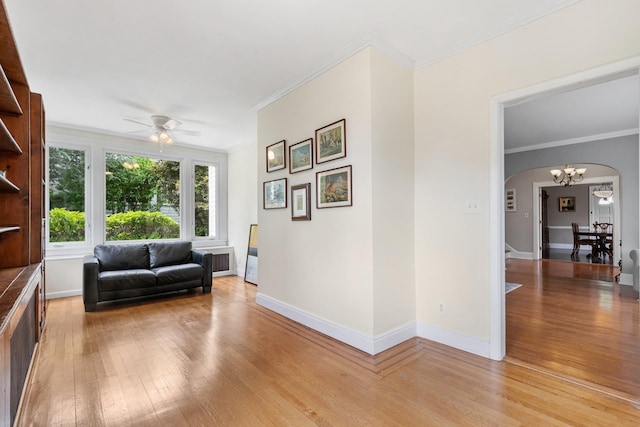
(559, 196, 575, 212)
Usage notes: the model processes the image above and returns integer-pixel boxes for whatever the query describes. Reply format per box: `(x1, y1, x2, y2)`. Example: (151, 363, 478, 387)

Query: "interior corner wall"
(370, 50, 416, 336)
(256, 49, 376, 343)
(413, 0, 640, 355)
(228, 143, 258, 276)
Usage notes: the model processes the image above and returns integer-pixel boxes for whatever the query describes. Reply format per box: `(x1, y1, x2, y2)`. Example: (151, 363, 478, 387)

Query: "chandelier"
(549, 165, 586, 186)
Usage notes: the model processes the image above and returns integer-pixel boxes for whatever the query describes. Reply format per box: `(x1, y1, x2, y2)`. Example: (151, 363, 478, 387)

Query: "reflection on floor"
(546, 247, 613, 265)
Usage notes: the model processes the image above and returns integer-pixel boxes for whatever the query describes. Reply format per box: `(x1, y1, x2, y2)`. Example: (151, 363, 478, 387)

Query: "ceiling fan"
(124, 115, 200, 148)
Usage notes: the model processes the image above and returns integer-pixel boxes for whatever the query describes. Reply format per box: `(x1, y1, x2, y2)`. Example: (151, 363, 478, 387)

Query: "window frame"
(192, 160, 221, 242)
(46, 142, 92, 254)
(103, 148, 183, 244)
(45, 127, 229, 258)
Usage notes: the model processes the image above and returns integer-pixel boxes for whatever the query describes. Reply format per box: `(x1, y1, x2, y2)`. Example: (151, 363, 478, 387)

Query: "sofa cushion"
(152, 263, 204, 286)
(98, 269, 157, 291)
(148, 241, 193, 268)
(95, 244, 150, 272)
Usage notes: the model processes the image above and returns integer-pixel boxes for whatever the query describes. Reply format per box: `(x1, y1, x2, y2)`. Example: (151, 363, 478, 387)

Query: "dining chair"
(571, 222, 597, 259)
(593, 222, 613, 260)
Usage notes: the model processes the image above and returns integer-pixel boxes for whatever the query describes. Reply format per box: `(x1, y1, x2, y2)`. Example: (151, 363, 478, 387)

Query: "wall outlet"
(464, 200, 480, 214)
(438, 302, 445, 313)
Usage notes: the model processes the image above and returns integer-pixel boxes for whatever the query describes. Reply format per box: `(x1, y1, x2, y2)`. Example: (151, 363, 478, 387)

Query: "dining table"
(577, 231, 613, 263)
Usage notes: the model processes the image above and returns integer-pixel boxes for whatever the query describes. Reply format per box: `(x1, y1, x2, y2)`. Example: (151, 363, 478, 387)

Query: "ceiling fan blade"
(174, 128, 201, 136)
(163, 119, 182, 130)
(124, 118, 152, 127)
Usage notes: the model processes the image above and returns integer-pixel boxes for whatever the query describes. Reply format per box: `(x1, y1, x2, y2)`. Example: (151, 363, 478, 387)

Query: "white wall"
(257, 49, 376, 339)
(256, 48, 417, 353)
(228, 143, 258, 276)
(370, 50, 416, 335)
(414, 0, 640, 355)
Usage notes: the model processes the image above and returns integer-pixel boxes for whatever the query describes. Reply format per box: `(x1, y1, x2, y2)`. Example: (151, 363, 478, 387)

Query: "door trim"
(489, 55, 640, 361)
(532, 175, 620, 262)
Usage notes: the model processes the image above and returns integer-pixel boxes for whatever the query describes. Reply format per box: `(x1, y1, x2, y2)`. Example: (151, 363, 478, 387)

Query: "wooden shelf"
(0, 174, 19, 192)
(0, 65, 22, 115)
(0, 117, 21, 153)
(0, 226, 19, 234)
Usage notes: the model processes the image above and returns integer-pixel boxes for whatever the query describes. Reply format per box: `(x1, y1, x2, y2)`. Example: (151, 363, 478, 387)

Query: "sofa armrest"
(630, 249, 640, 291)
(83, 255, 100, 311)
(192, 249, 213, 292)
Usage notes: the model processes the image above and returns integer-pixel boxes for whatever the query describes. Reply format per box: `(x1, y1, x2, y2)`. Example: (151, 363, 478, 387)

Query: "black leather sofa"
(83, 241, 212, 311)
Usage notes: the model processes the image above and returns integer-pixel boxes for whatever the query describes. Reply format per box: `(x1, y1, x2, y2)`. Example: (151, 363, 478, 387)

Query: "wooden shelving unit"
(0, 117, 20, 153)
(0, 173, 19, 192)
(0, 64, 22, 115)
(0, 1, 46, 425)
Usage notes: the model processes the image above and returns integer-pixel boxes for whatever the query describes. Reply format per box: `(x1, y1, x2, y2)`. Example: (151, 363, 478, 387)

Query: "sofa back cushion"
(148, 241, 192, 268)
(94, 244, 150, 272)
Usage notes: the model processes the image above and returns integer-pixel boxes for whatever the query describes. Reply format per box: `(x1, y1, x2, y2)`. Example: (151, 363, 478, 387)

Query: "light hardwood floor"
(17, 275, 640, 426)
(506, 258, 640, 402)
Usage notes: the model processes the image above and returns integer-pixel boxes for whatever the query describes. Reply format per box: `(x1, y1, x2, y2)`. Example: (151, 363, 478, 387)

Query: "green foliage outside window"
(49, 208, 179, 242)
(49, 208, 85, 242)
(106, 211, 179, 240)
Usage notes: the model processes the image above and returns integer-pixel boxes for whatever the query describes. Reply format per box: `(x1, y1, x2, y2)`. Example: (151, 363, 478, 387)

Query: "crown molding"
(415, 0, 581, 69)
(47, 122, 227, 155)
(252, 32, 415, 113)
(504, 128, 639, 155)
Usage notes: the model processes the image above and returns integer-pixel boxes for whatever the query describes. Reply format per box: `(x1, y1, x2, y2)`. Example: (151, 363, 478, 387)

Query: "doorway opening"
(489, 57, 640, 362)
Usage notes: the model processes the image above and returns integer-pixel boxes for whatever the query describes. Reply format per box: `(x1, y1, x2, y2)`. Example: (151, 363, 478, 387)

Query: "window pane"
(195, 164, 216, 237)
(49, 147, 86, 242)
(105, 153, 180, 241)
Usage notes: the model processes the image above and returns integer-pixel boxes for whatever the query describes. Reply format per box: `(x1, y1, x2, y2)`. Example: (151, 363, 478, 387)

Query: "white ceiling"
(505, 74, 639, 153)
(4, 0, 609, 152)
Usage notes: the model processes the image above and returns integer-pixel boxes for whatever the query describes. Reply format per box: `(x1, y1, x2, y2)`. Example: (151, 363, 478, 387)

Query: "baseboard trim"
(549, 243, 573, 250)
(618, 273, 633, 286)
(504, 243, 535, 260)
(256, 293, 416, 355)
(47, 289, 82, 299)
(417, 322, 490, 358)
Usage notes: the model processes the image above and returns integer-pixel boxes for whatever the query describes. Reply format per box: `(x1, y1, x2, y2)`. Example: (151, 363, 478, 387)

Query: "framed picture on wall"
(559, 196, 575, 212)
(316, 165, 352, 208)
(291, 183, 311, 220)
(315, 119, 346, 164)
(289, 139, 313, 173)
(266, 140, 286, 172)
(505, 188, 516, 212)
(264, 178, 287, 209)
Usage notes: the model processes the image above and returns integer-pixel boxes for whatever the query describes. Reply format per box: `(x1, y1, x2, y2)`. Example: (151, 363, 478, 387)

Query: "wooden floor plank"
(16, 274, 640, 426)
(506, 258, 640, 400)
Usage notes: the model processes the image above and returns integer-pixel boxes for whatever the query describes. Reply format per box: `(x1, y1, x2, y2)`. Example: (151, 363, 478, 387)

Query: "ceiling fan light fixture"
(149, 133, 159, 143)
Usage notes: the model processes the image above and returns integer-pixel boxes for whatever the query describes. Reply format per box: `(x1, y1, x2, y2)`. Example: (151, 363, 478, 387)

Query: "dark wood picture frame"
(316, 165, 352, 209)
(266, 140, 286, 172)
(289, 138, 313, 174)
(263, 177, 287, 209)
(315, 119, 346, 164)
(291, 183, 311, 220)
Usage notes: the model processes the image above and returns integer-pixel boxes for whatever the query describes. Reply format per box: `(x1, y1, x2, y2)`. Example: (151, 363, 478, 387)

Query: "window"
(48, 146, 87, 243)
(105, 152, 180, 241)
(194, 163, 217, 238)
